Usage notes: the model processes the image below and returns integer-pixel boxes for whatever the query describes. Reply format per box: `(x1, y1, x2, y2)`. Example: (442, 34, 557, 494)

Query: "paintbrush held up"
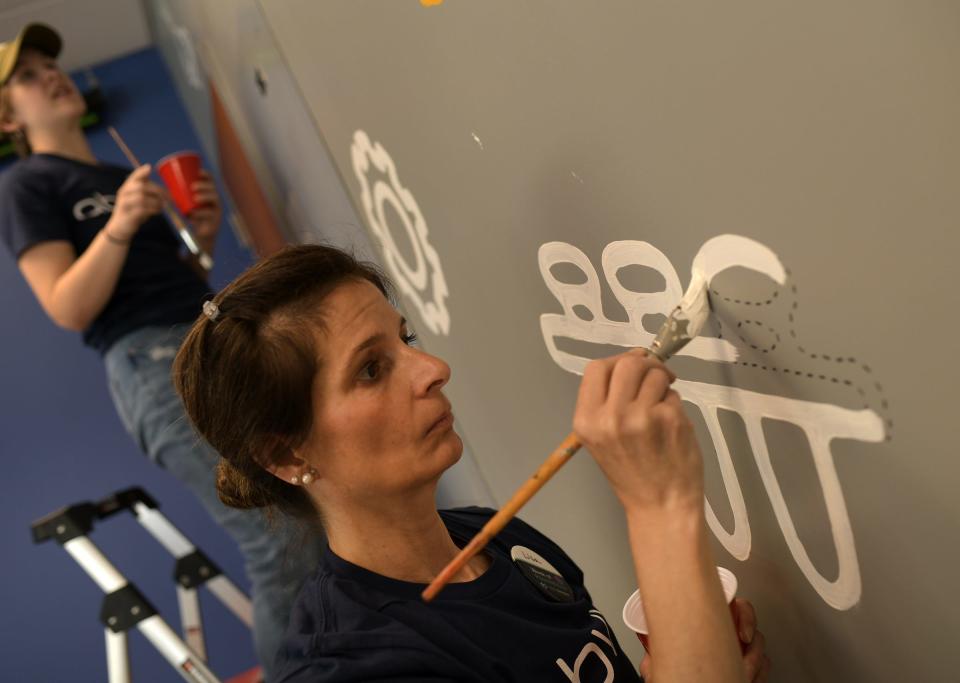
(421, 275, 713, 602)
(106, 126, 214, 271)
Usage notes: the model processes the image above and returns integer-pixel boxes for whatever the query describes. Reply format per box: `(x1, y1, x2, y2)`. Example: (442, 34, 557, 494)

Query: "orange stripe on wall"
(210, 82, 287, 258)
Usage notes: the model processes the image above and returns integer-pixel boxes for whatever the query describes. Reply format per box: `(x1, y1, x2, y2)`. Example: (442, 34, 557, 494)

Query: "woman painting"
(173, 244, 770, 682)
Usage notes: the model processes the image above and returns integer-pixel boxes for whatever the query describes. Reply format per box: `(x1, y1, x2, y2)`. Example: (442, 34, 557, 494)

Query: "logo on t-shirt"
(73, 192, 116, 221)
(556, 610, 621, 682)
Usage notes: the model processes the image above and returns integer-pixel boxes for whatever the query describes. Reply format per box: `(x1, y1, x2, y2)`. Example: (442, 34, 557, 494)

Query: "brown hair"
(0, 85, 31, 158)
(173, 244, 391, 520)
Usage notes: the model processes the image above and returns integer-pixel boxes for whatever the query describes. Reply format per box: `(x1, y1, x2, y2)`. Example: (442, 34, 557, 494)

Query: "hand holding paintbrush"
(107, 126, 214, 271)
(422, 273, 712, 601)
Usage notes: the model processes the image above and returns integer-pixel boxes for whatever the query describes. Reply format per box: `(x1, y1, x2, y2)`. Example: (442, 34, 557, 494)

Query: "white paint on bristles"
(680, 234, 787, 339)
(677, 270, 710, 338)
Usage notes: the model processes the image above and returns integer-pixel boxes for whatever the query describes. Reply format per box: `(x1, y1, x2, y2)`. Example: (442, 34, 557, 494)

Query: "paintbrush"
(106, 126, 214, 271)
(421, 273, 713, 602)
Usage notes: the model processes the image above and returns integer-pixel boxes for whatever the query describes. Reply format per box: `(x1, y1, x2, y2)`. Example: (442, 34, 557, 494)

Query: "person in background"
(174, 244, 771, 682)
(0, 23, 319, 677)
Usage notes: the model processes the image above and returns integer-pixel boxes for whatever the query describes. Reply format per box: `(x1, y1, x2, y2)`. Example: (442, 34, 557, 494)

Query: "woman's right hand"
(572, 349, 705, 517)
(576, 350, 745, 683)
(106, 164, 165, 240)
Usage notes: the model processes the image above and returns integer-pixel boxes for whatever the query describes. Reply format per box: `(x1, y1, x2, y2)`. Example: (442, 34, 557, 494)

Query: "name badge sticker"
(511, 545, 575, 603)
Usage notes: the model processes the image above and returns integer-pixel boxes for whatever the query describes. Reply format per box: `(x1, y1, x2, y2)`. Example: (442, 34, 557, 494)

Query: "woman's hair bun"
(215, 458, 270, 510)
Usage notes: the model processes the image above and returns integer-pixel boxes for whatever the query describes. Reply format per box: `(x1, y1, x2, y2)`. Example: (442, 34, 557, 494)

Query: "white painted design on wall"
(351, 130, 451, 335)
(677, 380, 883, 610)
(538, 235, 884, 610)
(540, 240, 740, 370)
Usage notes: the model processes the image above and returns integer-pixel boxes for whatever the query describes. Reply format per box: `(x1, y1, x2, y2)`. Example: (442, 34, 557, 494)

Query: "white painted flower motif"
(350, 130, 451, 335)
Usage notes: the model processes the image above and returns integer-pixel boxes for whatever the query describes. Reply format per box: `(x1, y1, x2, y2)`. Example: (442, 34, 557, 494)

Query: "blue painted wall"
(0, 48, 259, 681)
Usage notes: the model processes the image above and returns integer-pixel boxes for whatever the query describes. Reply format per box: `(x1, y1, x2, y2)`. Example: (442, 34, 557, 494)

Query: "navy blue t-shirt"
(273, 507, 643, 683)
(0, 153, 212, 353)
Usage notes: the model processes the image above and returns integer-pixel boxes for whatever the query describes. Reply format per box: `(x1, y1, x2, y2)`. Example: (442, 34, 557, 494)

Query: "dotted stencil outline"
(710, 270, 894, 440)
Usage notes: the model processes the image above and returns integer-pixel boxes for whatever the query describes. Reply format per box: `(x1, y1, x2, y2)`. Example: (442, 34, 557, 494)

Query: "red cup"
(622, 566, 739, 653)
(156, 151, 205, 215)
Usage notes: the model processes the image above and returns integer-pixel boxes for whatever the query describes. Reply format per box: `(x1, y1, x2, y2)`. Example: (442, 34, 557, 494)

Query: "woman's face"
(2, 48, 85, 135)
(300, 279, 462, 505)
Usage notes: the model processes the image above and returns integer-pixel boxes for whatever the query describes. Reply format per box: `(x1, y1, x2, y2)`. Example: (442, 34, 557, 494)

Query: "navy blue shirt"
(273, 507, 643, 683)
(0, 153, 211, 353)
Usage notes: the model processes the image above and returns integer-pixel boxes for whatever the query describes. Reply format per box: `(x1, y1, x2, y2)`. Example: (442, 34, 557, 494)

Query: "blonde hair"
(0, 85, 31, 158)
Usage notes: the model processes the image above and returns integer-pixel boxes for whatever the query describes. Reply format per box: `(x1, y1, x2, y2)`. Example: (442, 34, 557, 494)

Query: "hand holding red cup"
(622, 566, 739, 653)
(156, 150, 210, 216)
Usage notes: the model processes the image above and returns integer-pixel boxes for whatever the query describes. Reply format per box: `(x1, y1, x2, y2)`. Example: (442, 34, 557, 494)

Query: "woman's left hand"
(639, 597, 771, 682)
(189, 170, 222, 254)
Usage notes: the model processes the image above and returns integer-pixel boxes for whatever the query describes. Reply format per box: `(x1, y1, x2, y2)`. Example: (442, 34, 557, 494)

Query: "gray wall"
(256, 1, 960, 680)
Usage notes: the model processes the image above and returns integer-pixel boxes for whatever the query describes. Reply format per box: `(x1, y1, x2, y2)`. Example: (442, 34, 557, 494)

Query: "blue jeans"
(105, 324, 322, 678)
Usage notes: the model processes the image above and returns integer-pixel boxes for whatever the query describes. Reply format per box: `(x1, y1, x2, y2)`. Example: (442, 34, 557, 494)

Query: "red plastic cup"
(156, 151, 205, 215)
(622, 566, 738, 653)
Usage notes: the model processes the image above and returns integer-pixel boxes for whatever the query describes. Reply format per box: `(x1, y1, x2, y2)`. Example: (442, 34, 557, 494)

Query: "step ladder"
(31, 487, 261, 683)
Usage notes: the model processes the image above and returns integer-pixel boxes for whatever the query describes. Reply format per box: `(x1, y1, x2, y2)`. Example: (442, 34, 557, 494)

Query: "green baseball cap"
(0, 23, 62, 85)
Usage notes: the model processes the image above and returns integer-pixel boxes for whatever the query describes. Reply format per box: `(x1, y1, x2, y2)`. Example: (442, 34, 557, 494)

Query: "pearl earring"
(301, 470, 315, 485)
(290, 474, 301, 485)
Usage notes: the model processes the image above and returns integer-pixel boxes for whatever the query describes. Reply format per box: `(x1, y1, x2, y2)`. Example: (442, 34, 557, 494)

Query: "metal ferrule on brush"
(649, 307, 696, 362)
(649, 272, 711, 362)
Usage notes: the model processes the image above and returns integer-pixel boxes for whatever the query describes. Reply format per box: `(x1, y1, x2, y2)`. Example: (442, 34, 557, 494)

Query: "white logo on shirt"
(556, 610, 619, 682)
(72, 192, 116, 221)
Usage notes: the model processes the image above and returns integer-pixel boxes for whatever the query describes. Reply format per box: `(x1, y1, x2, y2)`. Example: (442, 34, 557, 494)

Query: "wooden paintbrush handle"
(421, 431, 582, 602)
(107, 126, 142, 167)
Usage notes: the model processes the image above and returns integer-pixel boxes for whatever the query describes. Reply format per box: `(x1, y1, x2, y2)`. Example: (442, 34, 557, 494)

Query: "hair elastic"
(203, 300, 221, 322)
